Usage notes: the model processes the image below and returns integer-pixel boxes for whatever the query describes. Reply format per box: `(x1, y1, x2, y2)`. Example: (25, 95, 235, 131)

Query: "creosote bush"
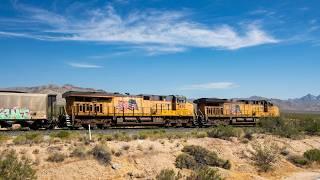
(156, 169, 177, 180)
(175, 153, 197, 169)
(288, 155, 309, 166)
(177, 145, 231, 170)
(47, 152, 65, 163)
(187, 167, 222, 180)
(207, 126, 241, 140)
(300, 119, 320, 135)
(303, 149, 320, 162)
(250, 141, 280, 172)
(259, 118, 302, 139)
(91, 144, 112, 165)
(0, 149, 36, 180)
(71, 146, 87, 159)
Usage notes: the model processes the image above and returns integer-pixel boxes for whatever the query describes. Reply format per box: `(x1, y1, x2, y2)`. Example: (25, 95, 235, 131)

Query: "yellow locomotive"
(62, 91, 280, 128)
(62, 91, 194, 128)
(194, 98, 280, 125)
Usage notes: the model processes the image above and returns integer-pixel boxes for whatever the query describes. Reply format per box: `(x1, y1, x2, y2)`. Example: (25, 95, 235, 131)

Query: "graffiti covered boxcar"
(0, 91, 57, 129)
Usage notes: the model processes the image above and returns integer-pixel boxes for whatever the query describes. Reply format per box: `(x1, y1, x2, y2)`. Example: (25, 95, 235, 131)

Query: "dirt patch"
(1, 134, 320, 179)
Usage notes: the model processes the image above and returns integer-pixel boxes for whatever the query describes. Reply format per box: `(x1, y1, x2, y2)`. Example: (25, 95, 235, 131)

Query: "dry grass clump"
(0, 149, 36, 180)
(113, 132, 132, 142)
(32, 149, 40, 154)
(47, 152, 65, 163)
(71, 146, 87, 159)
(91, 144, 112, 165)
(13, 133, 44, 145)
(187, 167, 222, 180)
(0, 134, 9, 144)
(250, 141, 280, 172)
(156, 169, 181, 180)
(122, 144, 130, 151)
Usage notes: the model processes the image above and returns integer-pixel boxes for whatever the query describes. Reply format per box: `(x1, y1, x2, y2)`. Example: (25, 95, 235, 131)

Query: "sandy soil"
(1, 134, 320, 180)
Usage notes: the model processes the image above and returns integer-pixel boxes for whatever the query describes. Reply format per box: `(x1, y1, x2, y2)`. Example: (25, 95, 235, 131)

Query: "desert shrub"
(113, 132, 131, 142)
(176, 153, 198, 169)
(13, 133, 43, 145)
(0, 134, 9, 144)
(303, 149, 320, 162)
(288, 155, 309, 166)
(181, 145, 230, 169)
(105, 134, 114, 141)
(187, 167, 222, 180)
(122, 144, 130, 151)
(156, 169, 176, 180)
(195, 132, 208, 138)
(137, 130, 169, 140)
(114, 151, 122, 157)
(207, 126, 241, 140)
(71, 146, 87, 159)
(280, 148, 290, 156)
(91, 144, 112, 165)
(47, 152, 65, 162)
(50, 131, 71, 139)
(243, 129, 254, 140)
(0, 150, 36, 180)
(259, 118, 301, 139)
(131, 134, 139, 140)
(301, 119, 320, 135)
(250, 142, 280, 172)
(78, 135, 92, 145)
(32, 149, 40, 154)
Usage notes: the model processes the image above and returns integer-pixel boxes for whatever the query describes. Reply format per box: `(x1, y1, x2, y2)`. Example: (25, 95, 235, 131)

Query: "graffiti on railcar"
(116, 99, 139, 111)
(0, 107, 31, 119)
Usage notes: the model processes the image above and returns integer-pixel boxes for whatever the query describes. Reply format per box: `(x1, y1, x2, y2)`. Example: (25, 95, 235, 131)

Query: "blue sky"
(0, 0, 319, 99)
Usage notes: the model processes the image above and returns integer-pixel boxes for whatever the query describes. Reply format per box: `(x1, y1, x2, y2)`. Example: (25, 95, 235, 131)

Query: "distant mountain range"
(1, 84, 320, 112)
(248, 94, 320, 113)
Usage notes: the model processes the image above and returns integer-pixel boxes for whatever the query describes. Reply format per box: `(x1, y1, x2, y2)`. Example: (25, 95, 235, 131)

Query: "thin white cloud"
(180, 82, 238, 90)
(2, 3, 279, 53)
(68, 62, 103, 68)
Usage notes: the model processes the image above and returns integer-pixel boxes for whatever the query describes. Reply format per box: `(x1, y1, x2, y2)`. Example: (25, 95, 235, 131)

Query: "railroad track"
(0, 127, 200, 136)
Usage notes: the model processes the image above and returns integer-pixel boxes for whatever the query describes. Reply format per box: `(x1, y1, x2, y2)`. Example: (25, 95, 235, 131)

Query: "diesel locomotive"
(0, 90, 280, 129)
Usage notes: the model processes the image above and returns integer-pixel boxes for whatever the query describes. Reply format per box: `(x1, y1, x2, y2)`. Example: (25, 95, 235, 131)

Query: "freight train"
(0, 90, 280, 129)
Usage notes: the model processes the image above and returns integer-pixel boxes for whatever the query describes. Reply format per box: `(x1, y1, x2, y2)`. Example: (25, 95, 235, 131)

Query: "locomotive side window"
(100, 104, 103, 113)
(79, 105, 82, 112)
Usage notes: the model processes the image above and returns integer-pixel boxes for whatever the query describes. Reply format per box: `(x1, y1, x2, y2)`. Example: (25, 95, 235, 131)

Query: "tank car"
(0, 91, 57, 129)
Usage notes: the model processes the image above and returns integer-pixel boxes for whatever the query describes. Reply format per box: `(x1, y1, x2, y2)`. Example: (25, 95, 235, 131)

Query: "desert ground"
(0, 129, 320, 180)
